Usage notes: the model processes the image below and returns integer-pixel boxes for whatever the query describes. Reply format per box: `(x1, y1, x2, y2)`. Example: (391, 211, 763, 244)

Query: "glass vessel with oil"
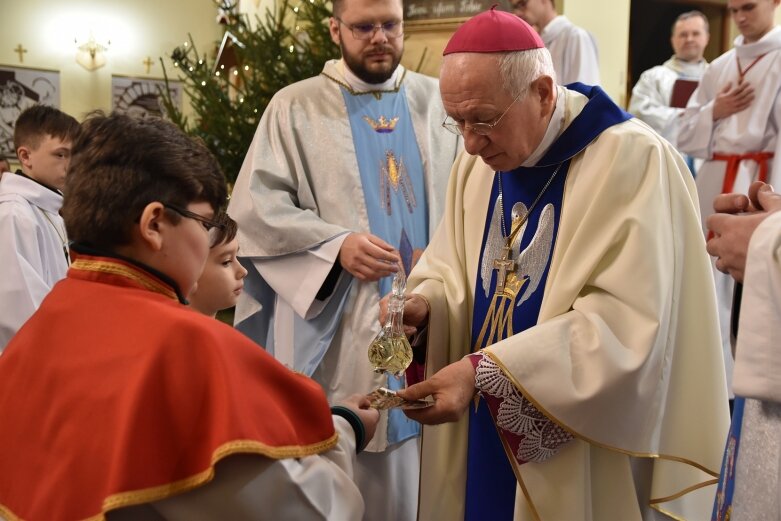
(368, 264, 413, 377)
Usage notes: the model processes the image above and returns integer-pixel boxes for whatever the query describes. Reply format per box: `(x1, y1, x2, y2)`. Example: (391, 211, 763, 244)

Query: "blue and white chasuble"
(342, 85, 429, 444)
(466, 84, 631, 520)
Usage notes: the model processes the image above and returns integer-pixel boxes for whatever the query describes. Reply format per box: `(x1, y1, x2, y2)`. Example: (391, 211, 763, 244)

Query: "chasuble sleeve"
(227, 84, 354, 259)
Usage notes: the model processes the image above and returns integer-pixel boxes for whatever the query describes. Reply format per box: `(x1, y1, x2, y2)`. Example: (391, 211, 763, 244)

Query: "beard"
(340, 41, 402, 84)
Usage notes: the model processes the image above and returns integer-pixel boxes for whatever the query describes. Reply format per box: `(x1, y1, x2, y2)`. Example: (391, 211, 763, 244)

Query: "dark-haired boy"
(0, 104, 79, 351)
(0, 113, 376, 520)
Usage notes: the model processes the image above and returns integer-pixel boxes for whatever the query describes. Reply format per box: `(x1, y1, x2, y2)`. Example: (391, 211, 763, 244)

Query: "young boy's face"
(20, 135, 72, 190)
(189, 236, 247, 316)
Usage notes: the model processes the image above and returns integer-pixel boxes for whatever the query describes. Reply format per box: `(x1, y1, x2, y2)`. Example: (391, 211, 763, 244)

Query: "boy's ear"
(137, 202, 167, 251)
(16, 146, 31, 169)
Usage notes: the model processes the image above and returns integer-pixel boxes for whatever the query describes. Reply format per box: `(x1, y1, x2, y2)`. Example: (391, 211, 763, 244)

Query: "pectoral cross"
(14, 44, 27, 63)
(493, 245, 516, 293)
(143, 56, 154, 74)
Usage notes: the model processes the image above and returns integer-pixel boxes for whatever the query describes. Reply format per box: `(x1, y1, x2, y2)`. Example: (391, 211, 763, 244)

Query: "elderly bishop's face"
(440, 53, 552, 172)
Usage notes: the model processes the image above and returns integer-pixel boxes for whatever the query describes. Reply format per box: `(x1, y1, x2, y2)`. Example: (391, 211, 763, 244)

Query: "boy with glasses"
(0, 113, 378, 520)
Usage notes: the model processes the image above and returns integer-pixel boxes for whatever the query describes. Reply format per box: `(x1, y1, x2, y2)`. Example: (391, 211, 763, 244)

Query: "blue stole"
(712, 397, 745, 520)
(341, 85, 428, 445)
(465, 84, 632, 520)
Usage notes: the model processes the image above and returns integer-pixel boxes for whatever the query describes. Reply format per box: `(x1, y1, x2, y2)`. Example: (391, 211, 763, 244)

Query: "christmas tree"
(160, 0, 339, 184)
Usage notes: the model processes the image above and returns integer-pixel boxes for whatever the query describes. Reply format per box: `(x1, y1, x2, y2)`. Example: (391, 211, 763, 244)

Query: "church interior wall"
(2, 0, 780, 132)
(0, 0, 222, 121)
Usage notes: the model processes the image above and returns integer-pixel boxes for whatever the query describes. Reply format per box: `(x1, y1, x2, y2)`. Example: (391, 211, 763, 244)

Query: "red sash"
(0, 253, 337, 521)
(712, 151, 774, 194)
(707, 152, 774, 240)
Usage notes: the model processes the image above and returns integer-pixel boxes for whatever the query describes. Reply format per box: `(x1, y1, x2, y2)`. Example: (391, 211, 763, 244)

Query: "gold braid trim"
(483, 350, 721, 519)
(0, 434, 338, 521)
(71, 259, 178, 301)
(321, 69, 407, 100)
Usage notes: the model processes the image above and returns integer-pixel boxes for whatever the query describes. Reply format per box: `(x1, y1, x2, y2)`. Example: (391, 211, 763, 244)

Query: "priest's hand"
(339, 233, 401, 282)
(378, 293, 429, 336)
(397, 359, 476, 424)
(707, 184, 781, 282)
(712, 181, 771, 214)
(337, 394, 380, 447)
(712, 81, 754, 121)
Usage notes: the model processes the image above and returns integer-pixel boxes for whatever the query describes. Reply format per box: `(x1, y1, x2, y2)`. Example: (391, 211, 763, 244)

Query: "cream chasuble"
(407, 87, 729, 521)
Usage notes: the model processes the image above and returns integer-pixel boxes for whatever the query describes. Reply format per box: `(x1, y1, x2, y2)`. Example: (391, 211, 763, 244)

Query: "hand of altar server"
(707, 182, 781, 282)
(712, 81, 755, 121)
(397, 358, 476, 424)
(378, 293, 429, 336)
(339, 232, 400, 282)
(337, 394, 381, 446)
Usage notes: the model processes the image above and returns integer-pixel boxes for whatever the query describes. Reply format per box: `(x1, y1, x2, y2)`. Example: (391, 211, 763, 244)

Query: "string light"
(215, 71, 220, 76)
(233, 70, 238, 76)
(201, 80, 206, 86)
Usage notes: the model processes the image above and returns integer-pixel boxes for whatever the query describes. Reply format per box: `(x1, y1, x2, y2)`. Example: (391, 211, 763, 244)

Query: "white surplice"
(628, 56, 707, 144)
(0, 172, 68, 352)
(677, 26, 781, 396)
(106, 416, 365, 521)
(541, 15, 600, 86)
(408, 88, 728, 520)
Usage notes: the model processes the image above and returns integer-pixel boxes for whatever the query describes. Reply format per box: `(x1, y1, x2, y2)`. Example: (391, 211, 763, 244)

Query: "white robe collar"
(734, 25, 781, 59)
(663, 55, 708, 79)
(521, 85, 569, 167)
(0, 172, 62, 214)
(337, 58, 401, 92)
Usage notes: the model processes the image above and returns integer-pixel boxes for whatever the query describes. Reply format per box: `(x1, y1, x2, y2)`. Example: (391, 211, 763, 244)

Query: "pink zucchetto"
(443, 5, 544, 55)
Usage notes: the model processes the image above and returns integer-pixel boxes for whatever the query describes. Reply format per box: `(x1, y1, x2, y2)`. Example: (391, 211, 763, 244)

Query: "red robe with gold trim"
(0, 250, 338, 521)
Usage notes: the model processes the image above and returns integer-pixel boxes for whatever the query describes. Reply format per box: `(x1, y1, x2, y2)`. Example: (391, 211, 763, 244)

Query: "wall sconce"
(75, 33, 111, 71)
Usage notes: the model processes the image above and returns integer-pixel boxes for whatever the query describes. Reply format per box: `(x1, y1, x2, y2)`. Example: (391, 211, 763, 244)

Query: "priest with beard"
(227, 0, 461, 519)
(386, 7, 729, 520)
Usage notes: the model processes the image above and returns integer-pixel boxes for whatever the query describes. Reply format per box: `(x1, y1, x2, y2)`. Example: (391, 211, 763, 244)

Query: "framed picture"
(0, 65, 60, 161)
(404, 0, 511, 31)
(111, 75, 182, 120)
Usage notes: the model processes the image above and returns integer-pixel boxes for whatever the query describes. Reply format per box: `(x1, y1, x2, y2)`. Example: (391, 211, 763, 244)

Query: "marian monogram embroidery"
(475, 201, 555, 349)
(380, 150, 417, 215)
(475, 356, 573, 463)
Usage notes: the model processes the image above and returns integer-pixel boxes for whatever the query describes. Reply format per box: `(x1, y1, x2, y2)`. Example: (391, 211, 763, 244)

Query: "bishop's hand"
(397, 358, 476, 425)
(339, 232, 400, 282)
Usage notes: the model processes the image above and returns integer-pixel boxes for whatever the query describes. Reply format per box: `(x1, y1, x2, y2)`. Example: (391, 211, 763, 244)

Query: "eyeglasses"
(442, 92, 523, 136)
(163, 203, 224, 231)
(335, 17, 404, 40)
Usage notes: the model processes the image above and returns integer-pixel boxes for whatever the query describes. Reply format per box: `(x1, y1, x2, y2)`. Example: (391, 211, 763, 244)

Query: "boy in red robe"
(0, 113, 377, 521)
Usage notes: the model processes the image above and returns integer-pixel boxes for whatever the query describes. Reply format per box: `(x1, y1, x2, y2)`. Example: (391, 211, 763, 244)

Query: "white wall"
(0, 0, 221, 121)
(563, 0, 630, 106)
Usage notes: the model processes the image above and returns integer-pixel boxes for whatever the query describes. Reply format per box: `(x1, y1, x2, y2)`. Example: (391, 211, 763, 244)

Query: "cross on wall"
(14, 44, 27, 63)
